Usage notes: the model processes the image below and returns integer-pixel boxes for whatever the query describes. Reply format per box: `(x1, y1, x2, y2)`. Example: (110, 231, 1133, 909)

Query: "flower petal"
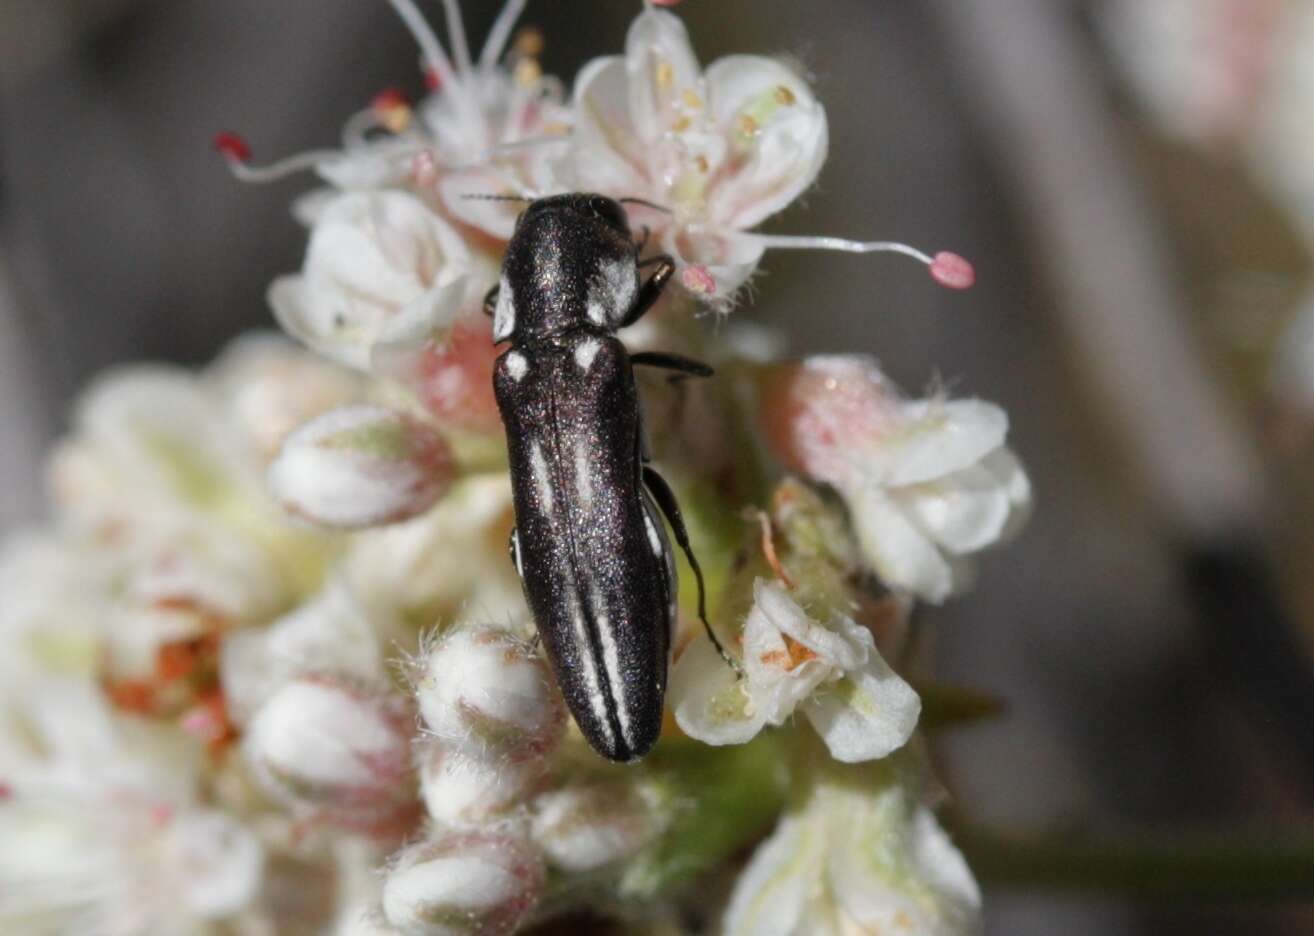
(624, 9, 703, 147)
(722, 811, 822, 936)
(705, 55, 828, 229)
(845, 484, 955, 603)
(670, 633, 765, 746)
(883, 399, 1009, 486)
(802, 618, 920, 763)
(572, 55, 651, 195)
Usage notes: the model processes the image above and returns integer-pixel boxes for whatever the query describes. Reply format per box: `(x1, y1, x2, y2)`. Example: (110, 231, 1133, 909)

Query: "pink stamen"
(929, 251, 975, 290)
(372, 87, 410, 113)
(212, 131, 251, 162)
(681, 265, 717, 295)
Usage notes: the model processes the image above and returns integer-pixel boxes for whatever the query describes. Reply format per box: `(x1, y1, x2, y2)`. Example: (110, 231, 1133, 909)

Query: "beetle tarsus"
(483, 284, 499, 318)
(642, 465, 743, 677)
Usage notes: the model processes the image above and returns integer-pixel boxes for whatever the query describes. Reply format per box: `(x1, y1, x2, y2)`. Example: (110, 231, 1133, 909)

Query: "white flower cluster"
(1, 2, 1033, 934)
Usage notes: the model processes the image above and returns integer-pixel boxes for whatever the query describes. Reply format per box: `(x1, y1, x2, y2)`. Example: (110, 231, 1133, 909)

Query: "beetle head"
(494, 194, 640, 343)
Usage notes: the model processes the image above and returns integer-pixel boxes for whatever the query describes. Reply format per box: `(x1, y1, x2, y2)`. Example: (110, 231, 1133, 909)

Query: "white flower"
(243, 676, 419, 835)
(218, 0, 572, 240)
(571, 6, 827, 296)
(530, 781, 668, 873)
(412, 625, 565, 761)
(723, 761, 980, 936)
(0, 684, 264, 933)
(270, 190, 474, 372)
(208, 332, 364, 460)
(672, 579, 920, 763)
(382, 831, 545, 936)
(269, 404, 456, 529)
(762, 355, 1030, 603)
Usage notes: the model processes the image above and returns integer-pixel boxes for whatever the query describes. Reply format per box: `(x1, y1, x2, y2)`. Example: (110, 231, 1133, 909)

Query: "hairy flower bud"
(418, 743, 546, 827)
(269, 405, 454, 529)
(530, 782, 667, 873)
(382, 832, 545, 936)
(413, 627, 565, 760)
(374, 316, 503, 435)
(244, 676, 417, 833)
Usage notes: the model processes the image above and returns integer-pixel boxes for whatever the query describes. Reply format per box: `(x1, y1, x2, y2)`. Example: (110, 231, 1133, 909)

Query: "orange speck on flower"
(737, 114, 760, 138)
(655, 60, 674, 90)
(514, 58, 542, 88)
(108, 680, 156, 714)
(682, 88, 704, 110)
(513, 26, 545, 59)
(774, 85, 797, 106)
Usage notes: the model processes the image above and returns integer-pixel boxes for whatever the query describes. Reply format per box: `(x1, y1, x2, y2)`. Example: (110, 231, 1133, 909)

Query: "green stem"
(950, 815, 1314, 901)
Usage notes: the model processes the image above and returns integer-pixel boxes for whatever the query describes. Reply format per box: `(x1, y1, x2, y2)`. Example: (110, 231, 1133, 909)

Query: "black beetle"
(488, 192, 729, 762)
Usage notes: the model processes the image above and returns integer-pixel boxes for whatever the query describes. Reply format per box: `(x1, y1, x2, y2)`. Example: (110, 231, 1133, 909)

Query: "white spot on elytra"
(511, 528, 523, 578)
(587, 258, 638, 326)
(492, 274, 516, 341)
(529, 442, 554, 515)
(574, 338, 601, 371)
(506, 351, 528, 382)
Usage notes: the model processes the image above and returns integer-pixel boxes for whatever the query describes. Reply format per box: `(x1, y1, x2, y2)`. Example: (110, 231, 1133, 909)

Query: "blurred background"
(4, 1, 1314, 933)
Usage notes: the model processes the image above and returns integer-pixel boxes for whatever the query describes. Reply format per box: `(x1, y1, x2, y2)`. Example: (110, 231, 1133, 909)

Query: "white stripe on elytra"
(574, 439, 594, 510)
(529, 442, 554, 515)
(642, 509, 664, 558)
(511, 528, 523, 578)
(591, 584, 633, 749)
(568, 592, 613, 751)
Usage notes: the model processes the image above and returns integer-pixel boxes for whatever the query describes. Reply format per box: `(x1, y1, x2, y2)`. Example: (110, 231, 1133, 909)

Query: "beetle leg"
(483, 284, 499, 318)
(642, 466, 742, 676)
(634, 225, 652, 256)
(619, 255, 675, 328)
(631, 351, 714, 384)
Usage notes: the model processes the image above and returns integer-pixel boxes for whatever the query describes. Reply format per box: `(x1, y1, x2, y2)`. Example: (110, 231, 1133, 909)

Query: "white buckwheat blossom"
(217, 0, 572, 239)
(269, 190, 475, 373)
(724, 757, 981, 936)
(570, 5, 975, 301)
(671, 578, 920, 762)
(762, 355, 1031, 603)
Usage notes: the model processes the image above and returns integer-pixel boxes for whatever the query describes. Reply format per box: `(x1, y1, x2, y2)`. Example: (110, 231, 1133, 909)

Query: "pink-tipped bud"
(758, 355, 899, 485)
(371, 87, 413, 134)
(268, 405, 454, 529)
(530, 783, 666, 873)
(382, 832, 545, 936)
(213, 131, 251, 162)
(375, 318, 503, 435)
(418, 743, 546, 827)
(414, 627, 565, 760)
(244, 677, 418, 835)
(929, 251, 975, 290)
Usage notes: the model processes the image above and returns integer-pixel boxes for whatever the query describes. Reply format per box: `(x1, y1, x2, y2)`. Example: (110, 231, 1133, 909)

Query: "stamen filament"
(747, 234, 935, 265)
(221, 148, 342, 183)
(479, 0, 527, 72)
(386, 0, 460, 97)
(440, 0, 474, 75)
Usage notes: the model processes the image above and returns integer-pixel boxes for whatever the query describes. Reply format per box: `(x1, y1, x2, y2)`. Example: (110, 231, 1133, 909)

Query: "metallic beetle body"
(492, 194, 688, 762)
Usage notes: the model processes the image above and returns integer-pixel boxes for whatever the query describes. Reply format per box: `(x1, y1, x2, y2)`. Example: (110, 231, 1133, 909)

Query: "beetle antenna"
(619, 197, 672, 214)
(460, 193, 535, 203)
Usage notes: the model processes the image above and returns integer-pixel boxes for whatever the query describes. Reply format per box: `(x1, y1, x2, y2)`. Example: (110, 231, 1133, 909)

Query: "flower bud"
(269, 405, 454, 529)
(382, 832, 544, 936)
(373, 316, 503, 436)
(530, 782, 667, 873)
(163, 810, 265, 919)
(418, 743, 546, 828)
(244, 676, 417, 833)
(413, 627, 565, 760)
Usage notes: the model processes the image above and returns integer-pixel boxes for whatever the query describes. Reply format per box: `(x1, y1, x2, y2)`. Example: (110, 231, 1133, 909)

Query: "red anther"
(425, 67, 442, 91)
(372, 86, 410, 112)
(212, 131, 251, 162)
(680, 264, 717, 296)
(929, 251, 975, 290)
